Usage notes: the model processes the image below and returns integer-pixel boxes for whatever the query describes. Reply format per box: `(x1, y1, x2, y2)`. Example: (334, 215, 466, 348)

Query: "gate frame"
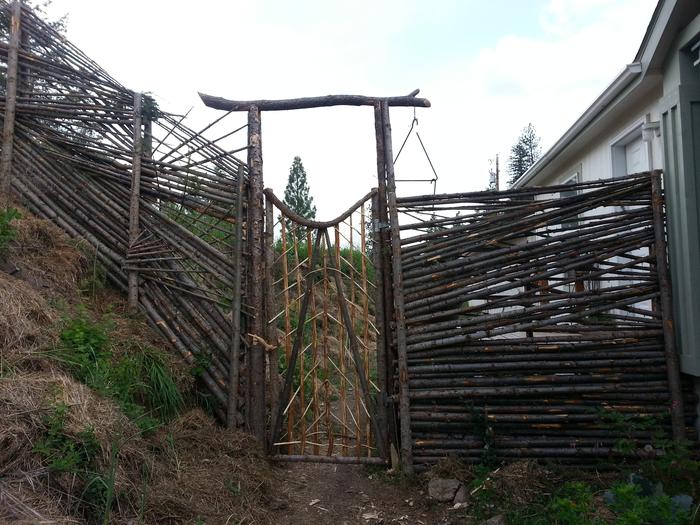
(199, 90, 431, 466)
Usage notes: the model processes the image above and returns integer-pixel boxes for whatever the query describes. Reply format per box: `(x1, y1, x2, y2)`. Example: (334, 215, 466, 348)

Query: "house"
(513, 0, 700, 389)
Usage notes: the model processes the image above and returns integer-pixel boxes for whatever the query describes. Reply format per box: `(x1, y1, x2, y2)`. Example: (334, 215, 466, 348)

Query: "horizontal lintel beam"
(198, 89, 430, 112)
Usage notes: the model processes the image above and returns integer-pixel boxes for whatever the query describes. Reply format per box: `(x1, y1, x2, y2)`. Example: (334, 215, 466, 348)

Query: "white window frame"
(610, 120, 645, 178)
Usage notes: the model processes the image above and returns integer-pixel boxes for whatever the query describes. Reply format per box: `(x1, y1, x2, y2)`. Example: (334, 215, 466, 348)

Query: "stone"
(453, 484, 469, 504)
(481, 515, 507, 525)
(428, 478, 461, 502)
(671, 494, 693, 512)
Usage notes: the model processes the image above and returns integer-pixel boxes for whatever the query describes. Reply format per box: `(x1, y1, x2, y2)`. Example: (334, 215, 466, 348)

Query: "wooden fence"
(0, 1, 694, 472)
(0, 1, 250, 425)
(391, 174, 696, 469)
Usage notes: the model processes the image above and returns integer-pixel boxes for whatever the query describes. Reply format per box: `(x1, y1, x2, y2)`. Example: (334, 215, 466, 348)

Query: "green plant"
(33, 402, 100, 473)
(546, 482, 603, 525)
(641, 439, 700, 499)
(0, 207, 20, 255)
(610, 482, 691, 525)
(56, 311, 182, 434)
(224, 478, 242, 497)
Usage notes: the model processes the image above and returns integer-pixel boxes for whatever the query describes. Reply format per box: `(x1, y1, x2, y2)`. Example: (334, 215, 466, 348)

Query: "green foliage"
(609, 483, 691, 525)
(33, 402, 117, 523)
(543, 482, 604, 525)
(641, 439, 700, 498)
(507, 123, 541, 186)
(141, 93, 161, 122)
(0, 207, 20, 255)
(57, 310, 183, 433)
(34, 402, 100, 473)
(283, 156, 316, 237)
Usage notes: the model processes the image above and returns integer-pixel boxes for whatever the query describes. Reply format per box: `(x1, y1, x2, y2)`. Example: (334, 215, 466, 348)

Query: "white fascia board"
(514, 62, 643, 188)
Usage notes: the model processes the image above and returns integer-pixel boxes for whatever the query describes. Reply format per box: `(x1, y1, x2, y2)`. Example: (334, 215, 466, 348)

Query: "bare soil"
(274, 462, 451, 525)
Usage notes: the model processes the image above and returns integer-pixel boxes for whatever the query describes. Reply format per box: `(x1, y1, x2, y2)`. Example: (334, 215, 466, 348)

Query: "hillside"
(0, 208, 277, 524)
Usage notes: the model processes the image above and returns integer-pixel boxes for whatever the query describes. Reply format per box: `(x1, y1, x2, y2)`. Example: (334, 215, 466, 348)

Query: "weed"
(0, 207, 20, 255)
(224, 478, 242, 496)
(56, 310, 182, 434)
(33, 402, 100, 473)
(609, 482, 691, 525)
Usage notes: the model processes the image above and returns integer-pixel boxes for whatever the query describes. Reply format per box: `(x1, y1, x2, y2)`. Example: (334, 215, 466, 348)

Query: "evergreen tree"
(507, 123, 541, 186)
(284, 156, 316, 220)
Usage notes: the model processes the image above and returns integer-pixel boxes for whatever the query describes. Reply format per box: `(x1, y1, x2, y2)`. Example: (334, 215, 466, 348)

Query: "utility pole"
(488, 154, 499, 191)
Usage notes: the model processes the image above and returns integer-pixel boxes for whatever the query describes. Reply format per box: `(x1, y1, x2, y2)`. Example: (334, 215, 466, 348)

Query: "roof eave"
(513, 62, 642, 188)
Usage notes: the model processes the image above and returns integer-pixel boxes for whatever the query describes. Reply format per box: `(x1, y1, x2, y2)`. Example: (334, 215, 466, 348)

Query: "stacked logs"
(394, 176, 696, 468)
(0, 2, 249, 421)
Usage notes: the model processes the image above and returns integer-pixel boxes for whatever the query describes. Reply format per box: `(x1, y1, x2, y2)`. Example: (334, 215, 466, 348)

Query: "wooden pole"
(265, 195, 280, 428)
(199, 90, 430, 112)
(374, 102, 399, 461)
(381, 100, 414, 473)
(227, 172, 246, 428)
(371, 192, 390, 460)
(0, 0, 22, 209)
(247, 106, 266, 444)
(128, 92, 143, 311)
(650, 170, 685, 440)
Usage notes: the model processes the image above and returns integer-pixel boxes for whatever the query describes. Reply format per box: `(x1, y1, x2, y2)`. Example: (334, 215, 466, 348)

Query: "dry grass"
(7, 215, 87, 297)
(0, 210, 283, 523)
(485, 460, 559, 507)
(0, 272, 58, 371)
(145, 409, 279, 524)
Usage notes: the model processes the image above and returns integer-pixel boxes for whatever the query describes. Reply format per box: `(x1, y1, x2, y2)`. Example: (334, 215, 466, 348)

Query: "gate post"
(379, 100, 413, 473)
(0, 0, 22, 208)
(246, 106, 267, 444)
(650, 170, 685, 440)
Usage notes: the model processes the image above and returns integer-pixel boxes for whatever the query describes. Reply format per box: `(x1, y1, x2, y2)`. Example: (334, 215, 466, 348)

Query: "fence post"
(650, 170, 686, 441)
(0, 0, 22, 209)
(247, 106, 266, 444)
(227, 170, 246, 428)
(380, 100, 413, 473)
(264, 196, 280, 426)
(128, 92, 143, 311)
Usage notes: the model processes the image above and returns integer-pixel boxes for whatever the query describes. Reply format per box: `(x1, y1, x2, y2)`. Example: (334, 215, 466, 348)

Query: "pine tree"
(284, 156, 316, 219)
(507, 123, 541, 186)
(283, 157, 316, 242)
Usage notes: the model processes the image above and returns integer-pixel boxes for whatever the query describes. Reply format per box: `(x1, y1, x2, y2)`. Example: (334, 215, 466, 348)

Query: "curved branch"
(264, 187, 377, 228)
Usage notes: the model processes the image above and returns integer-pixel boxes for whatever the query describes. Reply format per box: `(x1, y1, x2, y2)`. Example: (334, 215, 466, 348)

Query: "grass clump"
(33, 402, 100, 473)
(33, 401, 113, 523)
(0, 207, 21, 255)
(56, 309, 183, 433)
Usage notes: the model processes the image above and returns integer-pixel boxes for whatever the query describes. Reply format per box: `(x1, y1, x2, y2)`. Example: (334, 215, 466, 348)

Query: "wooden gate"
(263, 189, 388, 463)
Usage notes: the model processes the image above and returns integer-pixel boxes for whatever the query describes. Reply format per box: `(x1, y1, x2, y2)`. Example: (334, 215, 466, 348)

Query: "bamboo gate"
(0, 1, 695, 473)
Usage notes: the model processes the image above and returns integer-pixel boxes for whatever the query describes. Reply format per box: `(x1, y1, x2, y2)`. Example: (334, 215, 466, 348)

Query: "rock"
(602, 490, 615, 506)
(481, 515, 507, 525)
(428, 478, 461, 502)
(453, 484, 469, 504)
(671, 494, 694, 512)
(628, 473, 654, 496)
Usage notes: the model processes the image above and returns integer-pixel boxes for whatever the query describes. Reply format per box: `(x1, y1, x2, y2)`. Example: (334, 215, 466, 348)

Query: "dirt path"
(271, 462, 452, 525)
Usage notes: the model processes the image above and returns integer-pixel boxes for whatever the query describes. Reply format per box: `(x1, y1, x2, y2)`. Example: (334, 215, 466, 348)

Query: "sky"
(43, 0, 658, 220)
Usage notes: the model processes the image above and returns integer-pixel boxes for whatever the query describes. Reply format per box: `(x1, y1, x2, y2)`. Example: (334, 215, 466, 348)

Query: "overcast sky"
(44, 0, 657, 219)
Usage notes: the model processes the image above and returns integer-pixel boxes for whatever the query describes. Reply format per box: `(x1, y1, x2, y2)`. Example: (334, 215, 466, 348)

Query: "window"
(560, 167, 581, 230)
(611, 124, 650, 178)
